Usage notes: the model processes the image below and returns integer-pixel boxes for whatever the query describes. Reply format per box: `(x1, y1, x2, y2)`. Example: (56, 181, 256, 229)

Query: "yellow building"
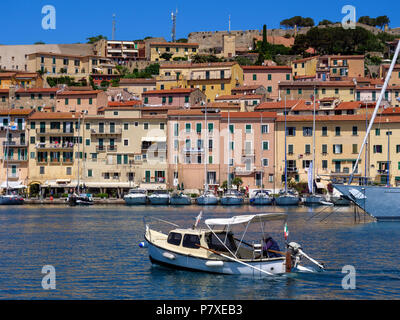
(291, 56, 318, 78)
(275, 114, 368, 189)
(380, 64, 400, 86)
(0, 72, 43, 89)
(157, 62, 244, 102)
(149, 42, 199, 62)
(278, 81, 356, 102)
(82, 106, 168, 196)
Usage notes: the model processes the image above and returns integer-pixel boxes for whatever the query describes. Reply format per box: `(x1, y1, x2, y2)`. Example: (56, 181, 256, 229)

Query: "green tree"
(375, 15, 390, 29)
(87, 35, 108, 44)
(160, 52, 173, 61)
(318, 19, 333, 26)
(232, 177, 243, 190)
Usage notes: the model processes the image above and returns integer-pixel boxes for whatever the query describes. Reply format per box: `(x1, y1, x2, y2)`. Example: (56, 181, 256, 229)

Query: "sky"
(0, 0, 399, 45)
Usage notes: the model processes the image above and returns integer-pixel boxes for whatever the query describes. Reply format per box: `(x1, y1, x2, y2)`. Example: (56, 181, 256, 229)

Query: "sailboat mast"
(204, 104, 208, 192)
(284, 96, 288, 194)
(227, 111, 230, 190)
(260, 112, 263, 191)
(77, 116, 81, 194)
(312, 89, 316, 195)
(349, 40, 400, 184)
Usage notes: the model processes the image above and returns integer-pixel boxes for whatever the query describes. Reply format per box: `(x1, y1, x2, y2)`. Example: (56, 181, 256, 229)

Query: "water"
(0, 204, 399, 300)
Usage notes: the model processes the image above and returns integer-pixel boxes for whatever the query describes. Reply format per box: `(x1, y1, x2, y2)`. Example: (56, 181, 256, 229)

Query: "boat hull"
(220, 197, 244, 206)
(196, 196, 219, 205)
(275, 196, 300, 206)
(125, 196, 147, 205)
(148, 197, 170, 205)
(250, 197, 273, 205)
(170, 196, 192, 205)
(0, 197, 24, 205)
(146, 239, 286, 275)
(333, 184, 400, 220)
(303, 195, 325, 206)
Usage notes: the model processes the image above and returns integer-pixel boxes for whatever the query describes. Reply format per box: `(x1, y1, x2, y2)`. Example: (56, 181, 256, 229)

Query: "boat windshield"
(129, 189, 146, 194)
(206, 232, 237, 253)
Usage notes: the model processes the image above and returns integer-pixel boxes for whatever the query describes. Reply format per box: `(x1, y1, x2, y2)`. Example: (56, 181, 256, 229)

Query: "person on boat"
(262, 236, 282, 258)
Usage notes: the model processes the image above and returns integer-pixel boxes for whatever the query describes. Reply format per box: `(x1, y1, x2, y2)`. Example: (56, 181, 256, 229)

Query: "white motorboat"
(0, 194, 25, 205)
(220, 189, 244, 206)
(124, 189, 148, 205)
(148, 190, 170, 205)
(141, 212, 325, 276)
(196, 191, 219, 205)
(275, 190, 300, 206)
(170, 192, 192, 205)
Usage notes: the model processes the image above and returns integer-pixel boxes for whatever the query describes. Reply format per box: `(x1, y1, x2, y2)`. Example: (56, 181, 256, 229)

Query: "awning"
(84, 182, 135, 188)
(205, 213, 287, 227)
(0, 181, 26, 189)
(141, 137, 166, 142)
(139, 183, 167, 190)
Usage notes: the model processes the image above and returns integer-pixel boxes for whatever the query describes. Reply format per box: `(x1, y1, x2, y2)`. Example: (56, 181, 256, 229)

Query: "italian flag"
(284, 222, 289, 240)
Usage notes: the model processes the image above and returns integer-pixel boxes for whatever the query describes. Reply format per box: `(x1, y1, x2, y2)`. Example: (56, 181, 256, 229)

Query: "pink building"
(242, 66, 292, 101)
(142, 88, 206, 108)
(167, 109, 276, 192)
(56, 90, 108, 115)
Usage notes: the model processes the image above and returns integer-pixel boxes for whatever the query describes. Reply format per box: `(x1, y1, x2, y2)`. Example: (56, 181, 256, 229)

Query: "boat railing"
(143, 216, 181, 242)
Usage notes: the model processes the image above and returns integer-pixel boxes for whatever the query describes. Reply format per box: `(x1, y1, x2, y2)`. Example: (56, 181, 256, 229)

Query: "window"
(267, 74, 272, 81)
(396, 145, 400, 153)
(261, 125, 269, 134)
(262, 141, 269, 151)
(196, 123, 202, 134)
(286, 74, 290, 81)
(65, 98, 69, 105)
(208, 123, 214, 133)
(182, 234, 200, 249)
(144, 123, 149, 130)
(229, 124, 234, 134)
(335, 127, 341, 136)
(262, 158, 269, 167)
(286, 127, 296, 136)
(253, 74, 257, 81)
(88, 169, 93, 177)
(322, 160, 328, 169)
(352, 144, 358, 154)
(298, 89, 302, 94)
(185, 123, 191, 133)
(66, 167, 72, 175)
(303, 127, 312, 136)
(305, 144, 311, 154)
(167, 232, 182, 246)
(333, 144, 343, 154)
(174, 123, 179, 136)
(85, 139, 90, 146)
(288, 144, 294, 154)
(245, 124, 252, 133)
(267, 86, 272, 93)
(40, 167, 45, 175)
(375, 128, 380, 136)
(322, 126, 327, 136)
(286, 89, 291, 95)
(352, 126, 358, 136)
(160, 123, 165, 130)
(373, 145, 382, 153)
(322, 144, 328, 154)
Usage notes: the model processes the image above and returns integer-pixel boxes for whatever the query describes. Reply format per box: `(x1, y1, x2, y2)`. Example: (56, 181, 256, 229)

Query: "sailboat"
(0, 103, 25, 205)
(197, 103, 219, 205)
(250, 113, 273, 205)
(68, 116, 93, 206)
(276, 97, 300, 206)
(221, 111, 244, 206)
(303, 93, 326, 206)
(333, 39, 400, 220)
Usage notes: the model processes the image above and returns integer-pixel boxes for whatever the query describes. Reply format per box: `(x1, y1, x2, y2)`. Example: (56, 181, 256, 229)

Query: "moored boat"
(275, 190, 300, 206)
(142, 212, 325, 276)
(220, 189, 244, 206)
(0, 194, 25, 205)
(196, 191, 219, 205)
(250, 190, 273, 205)
(170, 192, 192, 205)
(68, 193, 94, 206)
(124, 189, 148, 205)
(148, 190, 170, 205)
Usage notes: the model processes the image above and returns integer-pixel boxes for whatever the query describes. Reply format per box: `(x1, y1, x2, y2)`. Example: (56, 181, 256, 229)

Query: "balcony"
(2, 157, 28, 162)
(96, 145, 106, 152)
(107, 145, 118, 152)
(3, 140, 27, 147)
(36, 128, 74, 135)
(242, 149, 255, 158)
(234, 167, 263, 176)
(7, 173, 19, 180)
(91, 128, 122, 136)
(286, 167, 298, 173)
(36, 142, 75, 150)
(183, 147, 204, 154)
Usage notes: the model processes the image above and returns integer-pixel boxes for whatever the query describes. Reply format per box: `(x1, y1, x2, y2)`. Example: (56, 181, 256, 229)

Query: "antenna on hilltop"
(112, 14, 116, 40)
(171, 9, 178, 42)
(229, 14, 231, 34)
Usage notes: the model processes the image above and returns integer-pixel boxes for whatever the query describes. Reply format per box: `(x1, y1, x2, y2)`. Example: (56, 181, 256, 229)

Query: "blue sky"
(0, 0, 399, 45)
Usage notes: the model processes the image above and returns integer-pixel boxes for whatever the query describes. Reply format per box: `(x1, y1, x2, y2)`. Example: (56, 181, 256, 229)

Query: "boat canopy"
(205, 213, 287, 227)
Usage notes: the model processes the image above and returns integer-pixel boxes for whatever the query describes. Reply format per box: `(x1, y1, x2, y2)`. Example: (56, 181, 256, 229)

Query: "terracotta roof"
(15, 73, 39, 78)
(335, 101, 361, 110)
(382, 107, 400, 115)
(168, 109, 207, 116)
(221, 111, 276, 119)
(160, 62, 238, 69)
(292, 56, 319, 64)
(0, 72, 17, 78)
(291, 100, 320, 111)
(16, 88, 58, 93)
(142, 88, 196, 95)
(191, 102, 241, 109)
(232, 85, 264, 91)
(0, 109, 33, 116)
(29, 111, 83, 120)
(107, 100, 142, 107)
(57, 90, 102, 96)
(256, 100, 302, 110)
(119, 78, 156, 84)
(216, 94, 263, 100)
(279, 81, 355, 87)
(276, 114, 371, 122)
(241, 65, 291, 71)
(0, 89, 9, 94)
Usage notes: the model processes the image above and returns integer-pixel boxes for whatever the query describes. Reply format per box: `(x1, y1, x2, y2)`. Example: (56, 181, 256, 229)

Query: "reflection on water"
(0, 204, 399, 300)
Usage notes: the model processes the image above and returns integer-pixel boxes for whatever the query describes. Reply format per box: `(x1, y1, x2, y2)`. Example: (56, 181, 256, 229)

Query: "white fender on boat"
(163, 252, 176, 260)
(205, 260, 224, 267)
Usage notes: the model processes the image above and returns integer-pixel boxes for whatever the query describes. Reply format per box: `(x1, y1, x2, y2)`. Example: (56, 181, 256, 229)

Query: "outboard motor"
(287, 242, 325, 271)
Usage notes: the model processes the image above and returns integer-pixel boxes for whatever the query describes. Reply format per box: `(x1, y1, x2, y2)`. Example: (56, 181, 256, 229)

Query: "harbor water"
(1, 204, 400, 300)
